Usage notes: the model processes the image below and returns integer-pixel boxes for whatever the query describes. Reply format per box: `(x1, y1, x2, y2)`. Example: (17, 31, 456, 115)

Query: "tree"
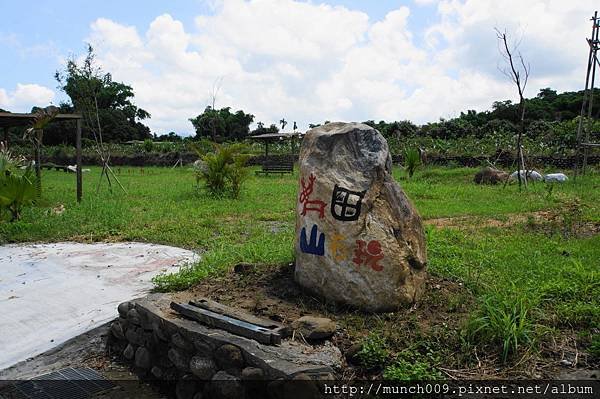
(54, 44, 151, 144)
(189, 107, 254, 141)
(496, 28, 530, 190)
(155, 131, 183, 142)
(250, 122, 279, 136)
(55, 44, 145, 192)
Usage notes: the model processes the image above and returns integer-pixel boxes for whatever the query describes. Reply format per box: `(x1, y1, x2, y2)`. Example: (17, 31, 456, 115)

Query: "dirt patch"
(425, 208, 600, 238)
(424, 210, 555, 230)
(170, 263, 476, 378)
(170, 263, 600, 380)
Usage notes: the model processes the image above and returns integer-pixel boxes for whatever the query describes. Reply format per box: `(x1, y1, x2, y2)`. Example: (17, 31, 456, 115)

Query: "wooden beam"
(76, 119, 82, 203)
(170, 302, 282, 345)
(189, 298, 289, 337)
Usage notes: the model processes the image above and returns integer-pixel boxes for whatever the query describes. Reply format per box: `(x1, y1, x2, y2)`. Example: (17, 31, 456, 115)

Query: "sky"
(0, 0, 597, 136)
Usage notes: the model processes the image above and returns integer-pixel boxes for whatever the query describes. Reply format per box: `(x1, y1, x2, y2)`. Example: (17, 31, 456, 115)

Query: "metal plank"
(170, 302, 281, 345)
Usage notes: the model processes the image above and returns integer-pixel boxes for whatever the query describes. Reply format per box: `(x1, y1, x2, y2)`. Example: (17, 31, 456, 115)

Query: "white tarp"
(0, 242, 197, 370)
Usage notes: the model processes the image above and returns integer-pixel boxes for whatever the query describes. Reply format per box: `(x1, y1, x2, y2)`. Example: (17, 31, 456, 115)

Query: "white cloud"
(79, 0, 597, 135)
(0, 84, 55, 112)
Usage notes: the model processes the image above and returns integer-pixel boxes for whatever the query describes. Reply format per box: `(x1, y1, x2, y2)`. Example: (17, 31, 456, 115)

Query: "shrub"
(1, 144, 37, 221)
(383, 353, 443, 381)
(403, 147, 421, 178)
(143, 139, 154, 152)
(192, 143, 250, 198)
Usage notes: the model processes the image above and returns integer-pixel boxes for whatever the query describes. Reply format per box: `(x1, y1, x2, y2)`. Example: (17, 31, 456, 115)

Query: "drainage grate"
(2, 367, 115, 399)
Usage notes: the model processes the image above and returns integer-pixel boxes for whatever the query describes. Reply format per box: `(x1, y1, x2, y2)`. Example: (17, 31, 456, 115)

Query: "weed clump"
(465, 294, 534, 363)
(357, 333, 390, 369)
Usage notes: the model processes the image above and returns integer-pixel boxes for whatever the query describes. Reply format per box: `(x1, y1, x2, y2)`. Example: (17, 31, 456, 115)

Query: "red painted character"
(299, 173, 326, 219)
(353, 240, 384, 271)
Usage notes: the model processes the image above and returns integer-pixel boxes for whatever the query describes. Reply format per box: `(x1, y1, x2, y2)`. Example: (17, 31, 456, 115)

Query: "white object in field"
(66, 165, 90, 173)
(510, 170, 543, 181)
(0, 242, 198, 371)
(544, 173, 568, 182)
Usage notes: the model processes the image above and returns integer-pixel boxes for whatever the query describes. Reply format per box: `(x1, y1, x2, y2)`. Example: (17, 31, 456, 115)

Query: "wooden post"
(76, 118, 82, 203)
(34, 129, 42, 189)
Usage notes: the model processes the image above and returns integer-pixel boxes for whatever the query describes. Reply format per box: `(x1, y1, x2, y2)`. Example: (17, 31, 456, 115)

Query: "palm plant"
(403, 147, 421, 178)
(191, 142, 250, 198)
(0, 142, 39, 221)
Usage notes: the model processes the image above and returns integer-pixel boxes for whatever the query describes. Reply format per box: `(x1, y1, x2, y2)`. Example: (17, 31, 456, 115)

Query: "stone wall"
(107, 294, 342, 399)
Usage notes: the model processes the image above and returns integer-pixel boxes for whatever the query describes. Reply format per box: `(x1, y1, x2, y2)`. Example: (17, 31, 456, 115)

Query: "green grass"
(1, 164, 599, 375)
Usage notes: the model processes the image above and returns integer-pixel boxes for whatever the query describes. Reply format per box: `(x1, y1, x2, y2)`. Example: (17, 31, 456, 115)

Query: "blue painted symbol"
(300, 224, 325, 256)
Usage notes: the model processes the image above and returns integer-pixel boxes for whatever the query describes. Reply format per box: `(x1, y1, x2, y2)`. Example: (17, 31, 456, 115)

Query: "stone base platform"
(107, 293, 343, 398)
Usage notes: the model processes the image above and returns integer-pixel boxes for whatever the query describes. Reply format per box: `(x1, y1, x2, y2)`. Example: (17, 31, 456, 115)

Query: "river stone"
(214, 344, 245, 371)
(110, 321, 125, 340)
(190, 355, 217, 380)
(123, 343, 135, 360)
(135, 347, 152, 369)
(291, 316, 336, 340)
(209, 371, 245, 399)
(294, 122, 427, 312)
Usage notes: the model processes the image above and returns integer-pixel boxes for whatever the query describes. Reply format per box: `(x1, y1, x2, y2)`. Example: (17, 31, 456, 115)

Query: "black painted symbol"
(331, 185, 365, 221)
(300, 224, 325, 256)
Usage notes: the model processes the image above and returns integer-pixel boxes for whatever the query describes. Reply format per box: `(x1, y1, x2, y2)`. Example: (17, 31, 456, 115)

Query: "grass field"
(1, 165, 598, 378)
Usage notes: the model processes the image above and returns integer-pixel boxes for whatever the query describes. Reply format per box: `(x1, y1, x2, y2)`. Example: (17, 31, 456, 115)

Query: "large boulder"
(474, 167, 509, 185)
(294, 122, 427, 312)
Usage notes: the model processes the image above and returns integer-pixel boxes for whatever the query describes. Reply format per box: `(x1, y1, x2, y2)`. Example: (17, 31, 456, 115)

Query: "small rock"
(176, 374, 199, 399)
(190, 356, 217, 380)
(291, 316, 336, 340)
(560, 359, 573, 367)
(474, 167, 509, 185)
(118, 316, 129, 330)
(127, 308, 141, 326)
(110, 321, 125, 340)
(234, 262, 254, 274)
(168, 347, 190, 371)
(241, 367, 264, 381)
(123, 344, 135, 360)
(215, 344, 245, 370)
(172, 333, 195, 351)
(193, 338, 212, 355)
(242, 367, 265, 395)
(118, 302, 131, 318)
(153, 321, 168, 341)
(209, 371, 245, 399)
(135, 347, 152, 369)
(125, 326, 144, 346)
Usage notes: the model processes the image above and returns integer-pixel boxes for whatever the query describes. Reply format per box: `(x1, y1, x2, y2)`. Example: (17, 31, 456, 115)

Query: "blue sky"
(0, 0, 596, 135)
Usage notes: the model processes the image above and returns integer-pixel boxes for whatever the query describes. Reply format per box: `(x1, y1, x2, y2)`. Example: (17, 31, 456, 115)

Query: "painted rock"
(294, 122, 427, 312)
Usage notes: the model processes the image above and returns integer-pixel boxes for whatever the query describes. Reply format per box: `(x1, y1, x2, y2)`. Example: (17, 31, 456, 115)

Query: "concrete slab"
(0, 242, 197, 371)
